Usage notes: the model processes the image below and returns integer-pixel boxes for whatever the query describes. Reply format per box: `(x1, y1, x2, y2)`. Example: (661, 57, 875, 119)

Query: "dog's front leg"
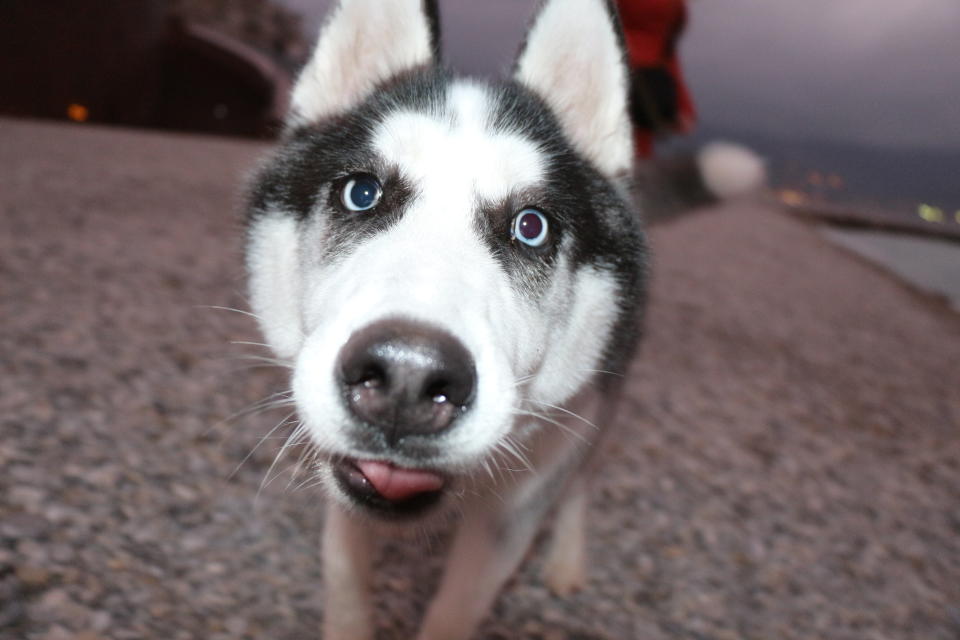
(417, 510, 540, 640)
(322, 502, 375, 640)
(543, 475, 587, 596)
(416, 498, 549, 640)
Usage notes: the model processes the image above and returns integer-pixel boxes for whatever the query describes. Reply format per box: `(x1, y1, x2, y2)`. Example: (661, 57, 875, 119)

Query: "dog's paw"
(543, 548, 587, 597)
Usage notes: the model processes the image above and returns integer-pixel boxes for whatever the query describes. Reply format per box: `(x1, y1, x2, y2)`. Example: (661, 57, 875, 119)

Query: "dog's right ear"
(514, 0, 633, 178)
(288, 0, 437, 126)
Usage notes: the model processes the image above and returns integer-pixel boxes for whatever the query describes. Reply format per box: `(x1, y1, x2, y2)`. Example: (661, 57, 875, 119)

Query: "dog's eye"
(341, 175, 382, 212)
(511, 208, 549, 247)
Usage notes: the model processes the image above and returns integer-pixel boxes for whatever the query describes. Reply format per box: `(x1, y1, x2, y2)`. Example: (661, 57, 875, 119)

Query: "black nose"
(336, 319, 476, 444)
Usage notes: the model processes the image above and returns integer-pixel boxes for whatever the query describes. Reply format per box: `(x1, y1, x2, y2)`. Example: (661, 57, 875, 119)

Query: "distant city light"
(918, 204, 944, 223)
(955, 210, 960, 224)
(67, 103, 89, 123)
(779, 189, 807, 206)
(804, 171, 844, 191)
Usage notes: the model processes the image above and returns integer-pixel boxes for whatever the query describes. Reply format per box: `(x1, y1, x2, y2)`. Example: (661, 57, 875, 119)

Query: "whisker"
(528, 400, 598, 431)
(257, 421, 307, 499)
(230, 340, 277, 350)
(291, 451, 326, 492)
(285, 434, 321, 491)
(480, 458, 495, 483)
(577, 368, 624, 379)
(229, 410, 297, 480)
(222, 363, 291, 375)
(203, 390, 294, 438)
(227, 390, 294, 418)
(489, 437, 530, 476)
(199, 305, 262, 320)
(257, 458, 307, 499)
(514, 408, 589, 444)
(511, 374, 537, 388)
(487, 447, 510, 484)
(226, 354, 294, 369)
(198, 304, 263, 321)
(294, 474, 326, 493)
(498, 434, 534, 473)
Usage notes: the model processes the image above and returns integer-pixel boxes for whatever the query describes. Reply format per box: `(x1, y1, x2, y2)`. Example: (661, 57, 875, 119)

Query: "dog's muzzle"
(331, 319, 477, 514)
(336, 318, 477, 444)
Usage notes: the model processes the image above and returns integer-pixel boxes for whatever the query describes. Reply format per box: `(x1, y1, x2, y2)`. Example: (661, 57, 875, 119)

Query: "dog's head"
(245, 0, 647, 518)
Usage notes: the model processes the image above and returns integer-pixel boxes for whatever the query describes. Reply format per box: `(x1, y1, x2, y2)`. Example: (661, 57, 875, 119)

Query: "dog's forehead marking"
(372, 81, 545, 204)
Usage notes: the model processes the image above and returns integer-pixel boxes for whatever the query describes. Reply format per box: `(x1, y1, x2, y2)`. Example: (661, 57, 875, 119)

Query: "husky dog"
(243, 0, 742, 637)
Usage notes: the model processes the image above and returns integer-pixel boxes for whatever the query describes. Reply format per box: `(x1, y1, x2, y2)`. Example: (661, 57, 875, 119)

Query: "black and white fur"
(244, 0, 719, 637)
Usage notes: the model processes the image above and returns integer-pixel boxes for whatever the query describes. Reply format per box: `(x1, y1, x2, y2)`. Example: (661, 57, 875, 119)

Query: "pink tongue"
(355, 460, 445, 502)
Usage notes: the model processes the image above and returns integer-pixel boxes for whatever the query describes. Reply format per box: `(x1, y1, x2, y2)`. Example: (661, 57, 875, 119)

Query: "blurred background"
(2, 0, 958, 223)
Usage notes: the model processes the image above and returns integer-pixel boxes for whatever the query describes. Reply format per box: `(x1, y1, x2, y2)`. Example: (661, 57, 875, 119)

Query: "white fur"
(515, 0, 633, 178)
(377, 82, 547, 202)
(698, 141, 767, 198)
(246, 213, 303, 360)
(529, 264, 620, 405)
(290, 0, 432, 124)
(291, 80, 563, 470)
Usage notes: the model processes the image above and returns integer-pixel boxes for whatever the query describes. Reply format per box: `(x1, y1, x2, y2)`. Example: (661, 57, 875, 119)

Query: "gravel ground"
(1, 118, 958, 640)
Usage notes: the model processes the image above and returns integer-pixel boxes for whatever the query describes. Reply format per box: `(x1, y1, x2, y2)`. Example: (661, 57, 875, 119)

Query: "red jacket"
(616, 0, 696, 155)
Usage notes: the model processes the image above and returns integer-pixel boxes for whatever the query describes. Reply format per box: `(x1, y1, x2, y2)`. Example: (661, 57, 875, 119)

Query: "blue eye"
(342, 175, 382, 211)
(512, 208, 549, 247)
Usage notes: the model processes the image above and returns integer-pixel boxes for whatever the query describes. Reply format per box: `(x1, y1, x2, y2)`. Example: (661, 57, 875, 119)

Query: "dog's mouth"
(332, 457, 447, 518)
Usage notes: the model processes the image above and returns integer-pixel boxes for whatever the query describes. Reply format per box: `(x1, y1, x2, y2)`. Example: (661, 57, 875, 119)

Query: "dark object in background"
(0, 0, 167, 127)
(159, 19, 289, 137)
(629, 66, 679, 132)
(0, 0, 296, 137)
(633, 152, 717, 223)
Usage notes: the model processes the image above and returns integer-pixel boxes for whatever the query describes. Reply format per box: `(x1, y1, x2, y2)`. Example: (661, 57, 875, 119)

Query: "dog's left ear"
(514, 0, 633, 177)
(289, 0, 437, 125)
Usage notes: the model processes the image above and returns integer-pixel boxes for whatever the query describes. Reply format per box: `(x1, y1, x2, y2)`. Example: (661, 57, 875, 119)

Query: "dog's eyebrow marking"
(370, 80, 546, 206)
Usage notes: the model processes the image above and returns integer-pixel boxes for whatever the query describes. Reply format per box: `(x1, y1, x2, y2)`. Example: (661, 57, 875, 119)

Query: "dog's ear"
(514, 0, 633, 177)
(289, 0, 437, 125)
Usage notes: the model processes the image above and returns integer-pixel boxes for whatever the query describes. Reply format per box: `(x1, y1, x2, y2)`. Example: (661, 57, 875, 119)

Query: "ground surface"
(1, 118, 958, 640)
(822, 227, 960, 312)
